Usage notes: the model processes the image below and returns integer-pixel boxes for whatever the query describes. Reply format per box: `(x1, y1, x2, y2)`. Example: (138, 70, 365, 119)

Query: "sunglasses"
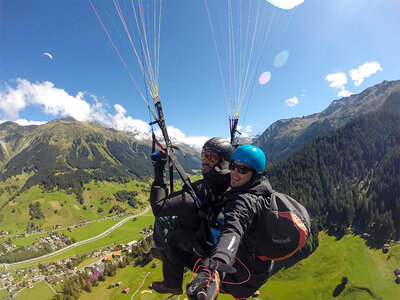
(229, 161, 253, 175)
(201, 152, 218, 163)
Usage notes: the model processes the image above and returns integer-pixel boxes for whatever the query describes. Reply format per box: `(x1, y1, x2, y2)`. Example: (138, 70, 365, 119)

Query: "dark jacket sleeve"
(150, 171, 205, 218)
(211, 193, 258, 266)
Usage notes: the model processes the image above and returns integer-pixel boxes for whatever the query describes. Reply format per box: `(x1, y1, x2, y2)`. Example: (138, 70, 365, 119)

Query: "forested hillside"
(267, 91, 400, 239)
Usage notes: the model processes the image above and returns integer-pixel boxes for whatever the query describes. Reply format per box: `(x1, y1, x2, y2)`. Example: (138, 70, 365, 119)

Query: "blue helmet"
(231, 145, 266, 172)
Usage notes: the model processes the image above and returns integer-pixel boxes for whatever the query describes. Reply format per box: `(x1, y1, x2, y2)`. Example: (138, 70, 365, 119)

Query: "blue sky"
(1, 0, 399, 147)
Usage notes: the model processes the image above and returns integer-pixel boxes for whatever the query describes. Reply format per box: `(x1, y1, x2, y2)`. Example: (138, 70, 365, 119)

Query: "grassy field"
(0, 179, 151, 234)
(260, 232, 400, 299)
(15, 280, 56, 300)
(6, 231, 400, 300)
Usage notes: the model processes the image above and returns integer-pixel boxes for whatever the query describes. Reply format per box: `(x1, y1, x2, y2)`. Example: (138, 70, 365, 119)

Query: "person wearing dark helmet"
(150, 137, 233, 295)
(186, 145, 274, 300)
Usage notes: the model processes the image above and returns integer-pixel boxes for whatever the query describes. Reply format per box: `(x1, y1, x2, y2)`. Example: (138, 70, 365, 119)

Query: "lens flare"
(273, 50, 289, 68)
(259, 71, 271, 85)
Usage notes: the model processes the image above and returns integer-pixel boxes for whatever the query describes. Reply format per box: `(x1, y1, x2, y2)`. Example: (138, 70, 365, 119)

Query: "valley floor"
(9, 231, 400, 300)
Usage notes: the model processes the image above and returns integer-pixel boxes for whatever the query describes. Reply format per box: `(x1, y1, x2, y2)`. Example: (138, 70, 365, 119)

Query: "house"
(7, 285, 16, 292)
(123, 287, 130, 293)
(1, 271, 11, 278)
(113, 251, 121, 258)
(27, 283, 33, 289)
(116, 281, 122, 286)
(46, 264, 57, 273)
(103, 255, 112, 262)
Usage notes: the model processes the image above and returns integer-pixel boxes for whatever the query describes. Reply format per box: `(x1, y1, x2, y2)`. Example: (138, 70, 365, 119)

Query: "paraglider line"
(89, 0, 156, 116)
(204, 0, 230, 116)
(114, 0, 155, 98)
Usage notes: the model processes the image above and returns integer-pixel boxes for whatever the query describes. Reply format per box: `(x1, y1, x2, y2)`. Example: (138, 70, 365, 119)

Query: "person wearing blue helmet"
(187, 144, 274, 300)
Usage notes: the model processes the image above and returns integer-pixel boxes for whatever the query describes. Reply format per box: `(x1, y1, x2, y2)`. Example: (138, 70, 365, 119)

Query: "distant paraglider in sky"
(43, 52, 53, 59)
(259, 71, 271, 85)
(266, 0, 304, 10)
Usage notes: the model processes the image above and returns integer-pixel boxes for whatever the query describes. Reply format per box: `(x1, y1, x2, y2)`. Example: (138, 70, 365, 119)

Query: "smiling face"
(229, 160, 254, 188)
(201, 150, 219, 174)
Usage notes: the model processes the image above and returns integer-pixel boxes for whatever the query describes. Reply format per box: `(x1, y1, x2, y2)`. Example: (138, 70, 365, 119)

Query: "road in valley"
(3, 206, 151, 268)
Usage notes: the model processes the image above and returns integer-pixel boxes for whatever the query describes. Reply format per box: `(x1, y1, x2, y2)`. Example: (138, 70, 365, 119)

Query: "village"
(0, 226, 154, 298)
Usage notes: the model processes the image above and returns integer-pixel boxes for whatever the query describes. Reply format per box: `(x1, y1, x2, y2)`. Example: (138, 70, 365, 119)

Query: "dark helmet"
(202, 137, 233, 162)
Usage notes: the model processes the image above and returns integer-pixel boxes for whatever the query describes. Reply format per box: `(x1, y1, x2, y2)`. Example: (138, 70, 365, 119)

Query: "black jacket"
(150, 163, 230, 231)
(211, 174, 273, 265)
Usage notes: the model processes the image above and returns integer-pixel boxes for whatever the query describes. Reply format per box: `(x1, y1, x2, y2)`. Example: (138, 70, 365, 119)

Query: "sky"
(1, 0, 400, 148)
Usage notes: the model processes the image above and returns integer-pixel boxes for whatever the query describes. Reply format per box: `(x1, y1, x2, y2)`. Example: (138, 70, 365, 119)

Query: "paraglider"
(266, 0, 304, 10)
(43, 52, 53, 59)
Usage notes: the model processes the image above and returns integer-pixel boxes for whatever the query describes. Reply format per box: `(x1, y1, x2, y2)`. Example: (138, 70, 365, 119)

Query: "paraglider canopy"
(266, 0, 304, 10)
(43, 52, 53, 59)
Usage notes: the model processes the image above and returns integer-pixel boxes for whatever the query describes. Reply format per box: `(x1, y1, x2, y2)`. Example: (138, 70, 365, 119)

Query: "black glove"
(186, 258, 236, 299)
(151, 151, 167, 169)
(187, 270, 210, 299)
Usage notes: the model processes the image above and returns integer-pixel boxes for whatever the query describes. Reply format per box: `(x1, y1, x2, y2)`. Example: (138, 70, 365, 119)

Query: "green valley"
(8, 231, 399, 300)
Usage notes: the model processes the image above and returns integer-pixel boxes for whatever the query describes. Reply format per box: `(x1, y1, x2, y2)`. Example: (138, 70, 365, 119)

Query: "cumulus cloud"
(349, 62, 382, 86)
(0, 78, 211, 148)
(338, 90, 353, 97)
(325, 72, 347, 89)
(16, 119, 47, 126)
(0, 78, 106, 122)
(325, 61, 382, 97)
(285, 96, 299, 107)
(111, 104, 151, 139)
(237, 125, 253, 137)
(325, 72, 351, 97)
(153, 125, 209, 148)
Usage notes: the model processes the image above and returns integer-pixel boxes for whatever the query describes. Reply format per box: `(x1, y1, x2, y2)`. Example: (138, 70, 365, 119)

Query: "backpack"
(256, 191, 311, 261)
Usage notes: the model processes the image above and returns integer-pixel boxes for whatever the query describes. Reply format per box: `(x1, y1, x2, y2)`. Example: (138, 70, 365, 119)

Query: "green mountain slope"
(0, 118, 200, 232)
(254, 79, 400, 165)
(0, 118, 200, 193)
(267, 90, 400, 239)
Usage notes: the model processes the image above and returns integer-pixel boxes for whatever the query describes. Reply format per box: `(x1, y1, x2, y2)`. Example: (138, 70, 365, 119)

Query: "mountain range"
(0, 79, 399, 239)
(0, 118, 200, 199)
(254, 79, 400, 164)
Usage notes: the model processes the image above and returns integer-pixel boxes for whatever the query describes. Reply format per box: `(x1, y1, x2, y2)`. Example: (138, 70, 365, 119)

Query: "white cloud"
(154, 125, 209, 148)
(285, 96, 299, 107)
(325, 72, 347, 89)
(349, 62, 382, 86)
(15, 119, 47, 126)
(338, 90, 353, 97)
(111, 104, 151, 140)
(182, 136, 210, 149)
(0, 79, 211, 149)
(0, 78, 106, 122)
(325, 72, 353, 97)
(237, 125, 253, 137)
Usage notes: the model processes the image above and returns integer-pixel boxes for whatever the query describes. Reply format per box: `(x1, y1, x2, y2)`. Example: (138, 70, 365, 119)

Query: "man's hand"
(151, 151, 167, 169)
(186, 271, 210, 299)
(186, 258, 236, 299)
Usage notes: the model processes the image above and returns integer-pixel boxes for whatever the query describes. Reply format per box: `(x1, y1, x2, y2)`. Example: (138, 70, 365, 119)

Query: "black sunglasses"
(229, 161, 253, 175)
